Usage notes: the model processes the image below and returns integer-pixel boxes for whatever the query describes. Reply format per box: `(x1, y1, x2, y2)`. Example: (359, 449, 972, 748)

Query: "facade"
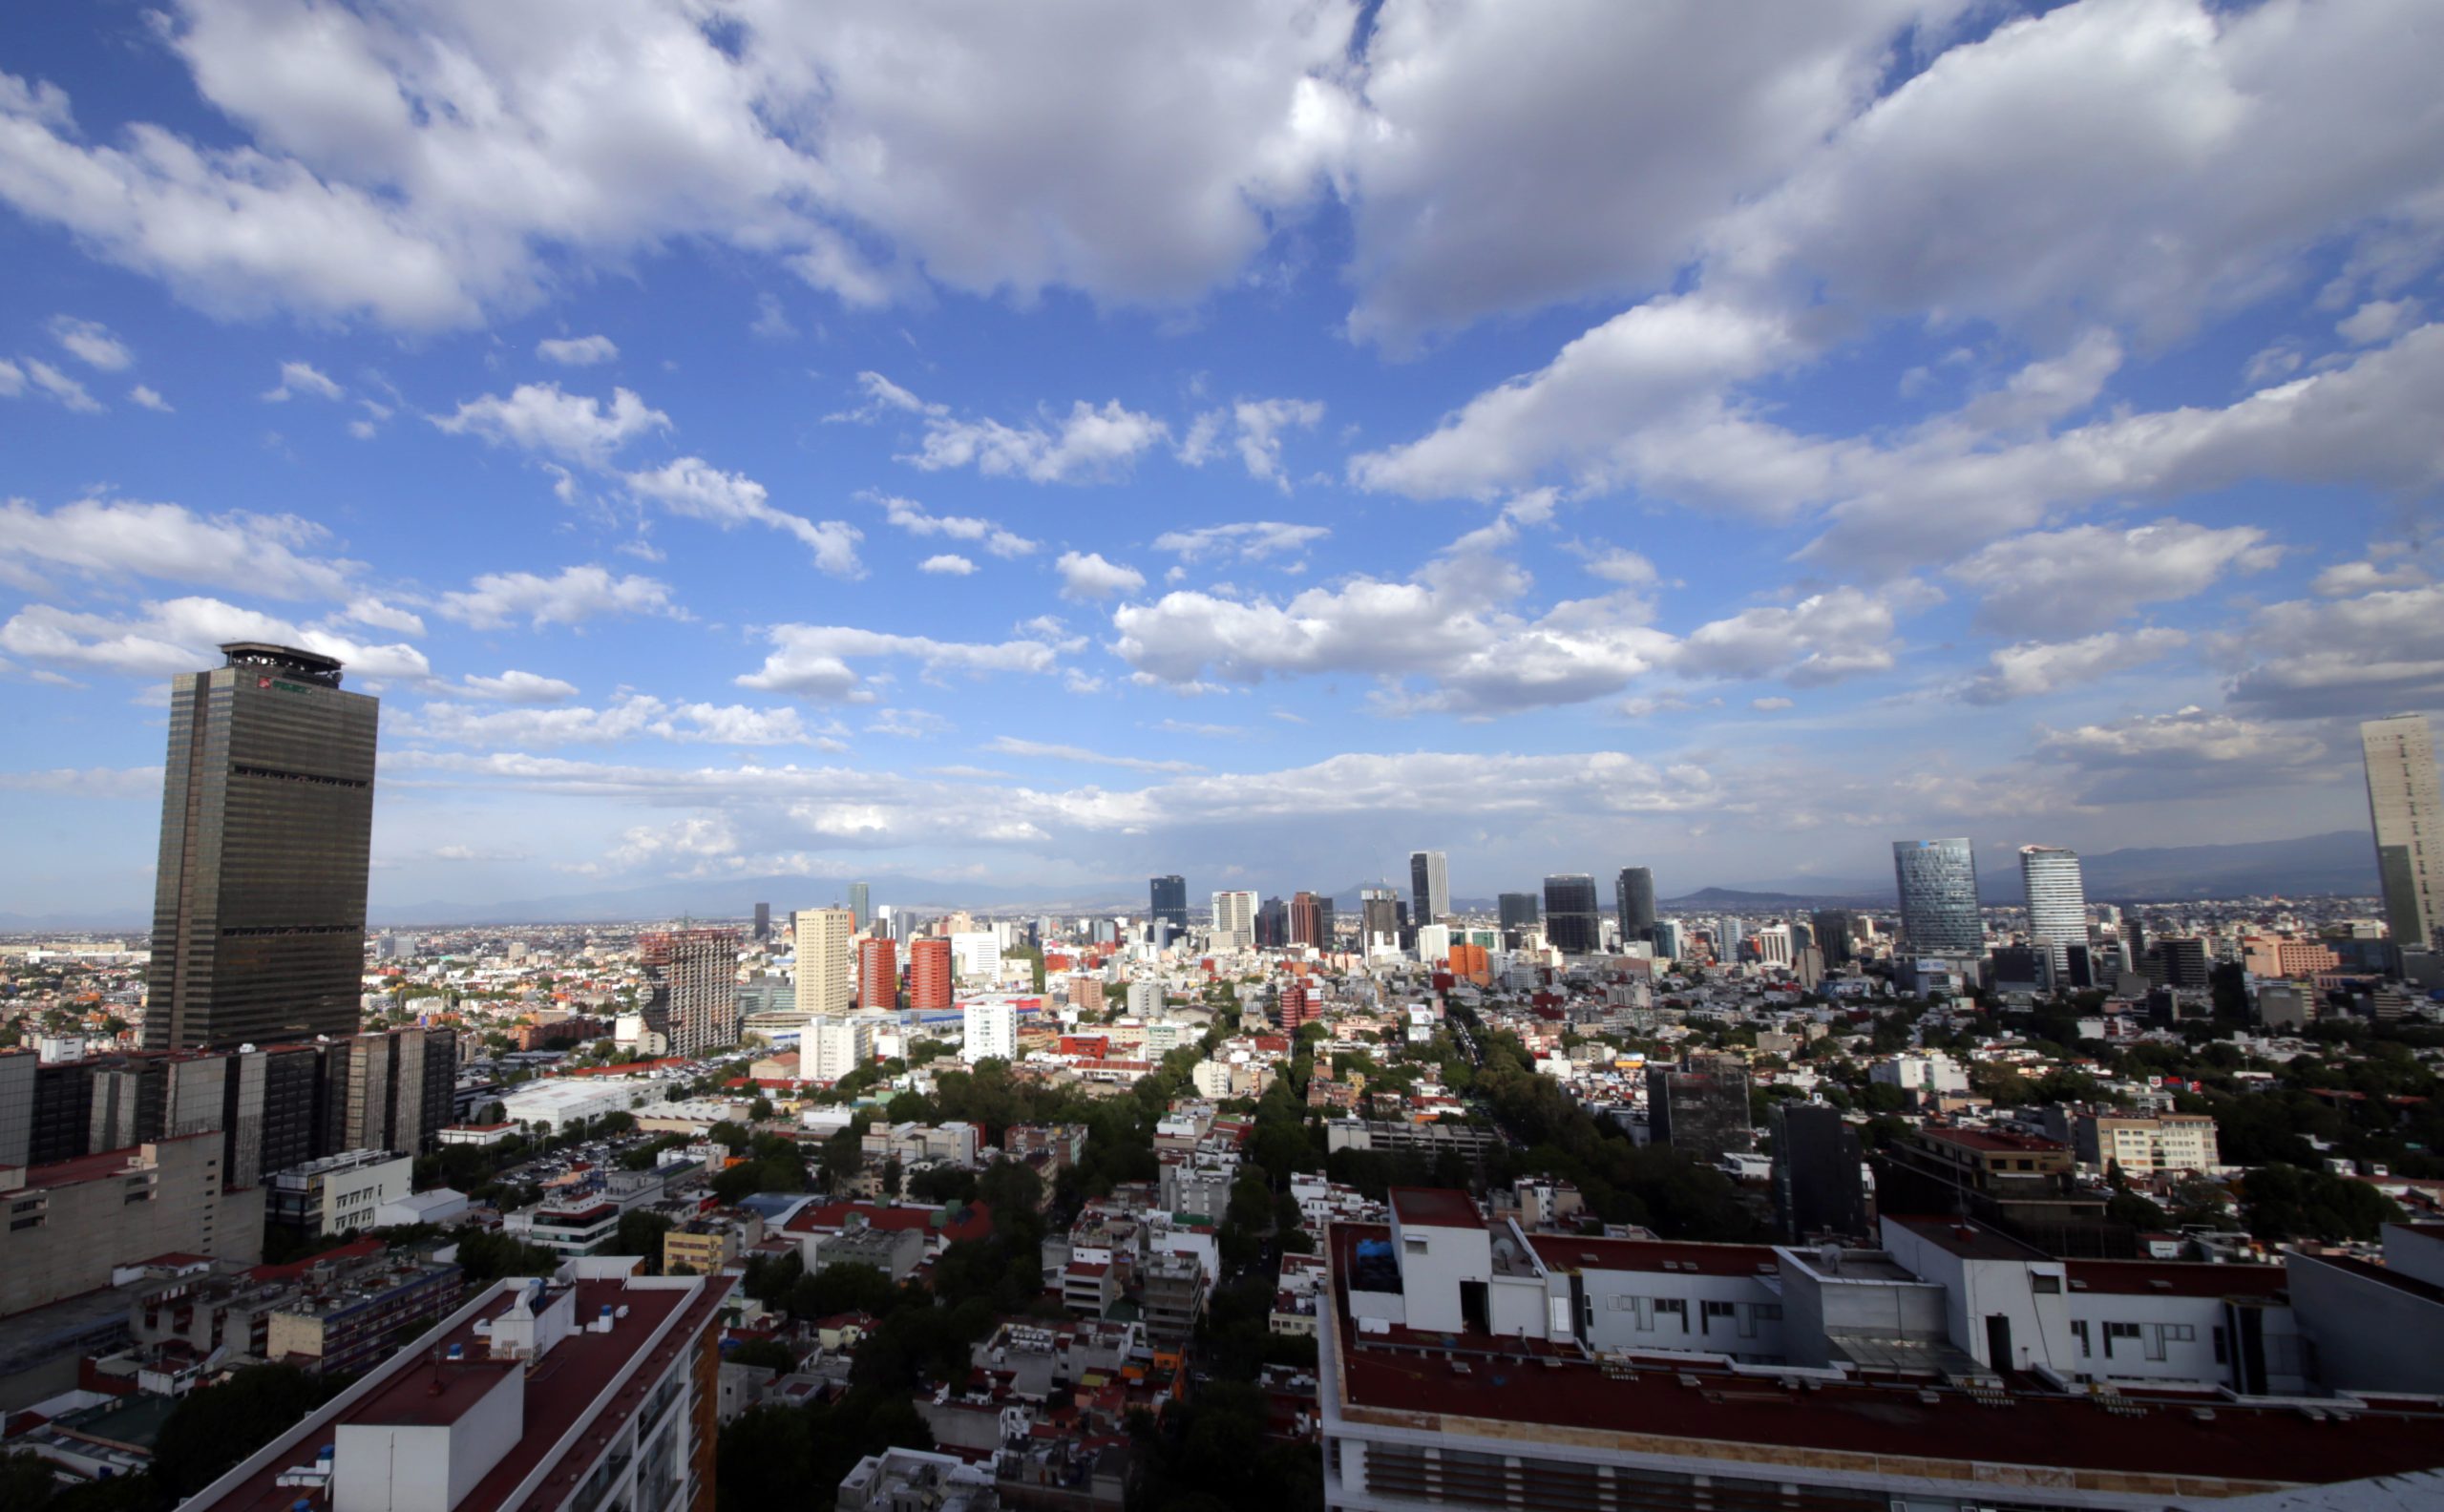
(1614, 866, 1655, 942)
(962, 1002, 1018, 1063)
(2241, 935, 2341, 977)
(182, 1270, 734, 1512)
(1770, 1102, 1866, 1242)
(794, 906, 855, 1018)
(1540, 873, 1598, 955)
(908, 936, 954, 1010)
(0, 1135, 265, 1315)
(752, 902, 770, 941)
(2071, 1112, 2221, 1177)
(849, 880, 871, 932)
(268, 1147, 412, 1236)
(263, 1253, 467, 1377)
(857, 936, 898, 1011)
(1496, 892, 1539, 932)
(1810, 908, 1857, 966)
(1358, 888, 1401, 952)
(1892, 837, 1982, 956)
(1149, 874, 1188, 940)
(640, 930, 739, 1058)
(804, 1015, 876, 1082)
(2018, 844, 2086, 968)
(1408, 850, 1450, 925)
(2361, 713, 2443, 950)
(327, 1027, 459, 1158)
(1643, 1063, 1752, 1164)
(1290, 891, 1334, 950)
(1211, 890, 1257, 949)
(145, 642, 379, 1051)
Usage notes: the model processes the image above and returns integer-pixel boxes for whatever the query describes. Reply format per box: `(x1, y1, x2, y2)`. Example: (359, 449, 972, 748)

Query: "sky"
(1, 0, 2440, 922)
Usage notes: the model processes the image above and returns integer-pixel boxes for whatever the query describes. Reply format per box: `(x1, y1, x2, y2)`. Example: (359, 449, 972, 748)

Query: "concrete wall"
(2287, 1252, 2444, 1395)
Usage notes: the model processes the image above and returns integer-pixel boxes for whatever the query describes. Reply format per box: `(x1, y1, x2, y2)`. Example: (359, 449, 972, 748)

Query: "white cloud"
(536, 333, 620, 366)
(48, 315, 130, 370)
(397, 694, 839, 749)
(1152, 521, 1330, 562)
(128, 384, 172, 411)
(0, 597, 427, 682)
(0, 766, 163, 798)
(1581, 549, 1659, 586)
(2338, 298, 2423, 346)
(2311, 556, 2429, 597)
(1950, 518, 2280, 638)
(0, 360, 19, 397)
(827, 371, 947, 424)
(2037, 705, 2330, 802)
(339, 596, 426, 636)
(622, 457, 862, 576)
(1751, 697, 1794, 712)
(918, 554, 976, 576)
(1673, 585, 1915, 687)
(982, 736, 1203, 774)
(737, 623, 1062, 702)
(457, 670, 579, 704)
(905, 395, 1170, 484)
(1959, 628, 2190, 704)
(2227, 581, 2444, 718)
(262, 360, 342, 402)
(436, 565, 680, 631)
(434, 383, 667, 464)
(19, 357, 100, 411)
(876, 496, 1037, 556)
(749, 293, 796, 341)
(1184, 397, 1323, 488)
(0, 496, 354, 599)
(1056, 551, 1146, 601)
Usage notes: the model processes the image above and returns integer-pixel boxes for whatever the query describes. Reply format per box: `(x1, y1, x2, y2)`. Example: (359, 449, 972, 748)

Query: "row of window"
(2068, 1319, 2223, 1363)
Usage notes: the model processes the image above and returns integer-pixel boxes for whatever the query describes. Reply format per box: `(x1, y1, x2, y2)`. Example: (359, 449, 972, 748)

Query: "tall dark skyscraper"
(753, 901, 771, 941)
(1811, 909, 1858, 967)
(1149, 874, 1188, 936)
(1615, 866, 1656, 939)
(145, 643, 378, 1051)
(1408, 850, 1449, 924)
(1497, 892, 1540, 931)
(1891, 838, 1982, 956)
(1543, 873, 1599, 955)
(848, 881, 872, 933)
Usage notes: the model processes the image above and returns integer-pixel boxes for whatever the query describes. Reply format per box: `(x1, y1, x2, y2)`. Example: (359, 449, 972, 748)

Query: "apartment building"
(0, 1135, 263, 1316)
(2064, 1110, 2223, 1177)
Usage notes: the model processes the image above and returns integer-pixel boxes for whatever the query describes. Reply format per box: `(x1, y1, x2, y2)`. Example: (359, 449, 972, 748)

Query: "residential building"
(2242, 935, 2341, 978)
(1149, 874, 1188, 941)
(637, 930, 739, 1059)
(804, 1015, 875, 1082)
(857, 936, 898, 1011)
(1892, 836, 1981, 955)
(1140, 1250, 1206, 1348)
(1211, 890, 1258, 949)
(0, 1136, 264, 1315)
(1877, 1125, 2109, 1245)
(1614, 867, 1655, 941)
(2020, 845, 2086, 970)
(179, 1270, 735, 1512)
(144, 642, 378, 1051)
(2363, 713, 2444, 949)
(794, 906, 855, 1018)
(1408, 850, 1450, 924)
(837, 1446, 1001, 1512)
(951, 930, 1001, 982)
(909, 936, 954, 1011)
(1359, 888, 1401, 952)
(267, 1148, 412, 1237)
(263, 1251, 467, 1377)
(963, 1002, 1017, 1063)
(2069, 1111, 2222, 1177)
(1542, 873, 1599, 955)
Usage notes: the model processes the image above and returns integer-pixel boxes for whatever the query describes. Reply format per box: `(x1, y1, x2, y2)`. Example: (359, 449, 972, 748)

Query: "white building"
(951, 930, 1002, 983)
(2020, 844, 2088, 970)
(804, 1014, 875, 1082)
(268, 1149, 411, 1238)
(1870, 1051, 1969, 1095)
(962, 1001, 1017, 1063)
(1415, 923, 1450, 963)
(500, 1078, 647, 1133)
(1211, 891, 1258, 950)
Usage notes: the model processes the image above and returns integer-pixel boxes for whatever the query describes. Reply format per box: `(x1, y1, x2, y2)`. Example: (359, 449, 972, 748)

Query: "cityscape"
(6, 5, 2444, 1512)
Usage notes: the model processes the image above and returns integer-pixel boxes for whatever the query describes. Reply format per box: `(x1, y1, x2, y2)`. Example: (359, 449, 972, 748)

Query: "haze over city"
(6, 1, 2440, 921)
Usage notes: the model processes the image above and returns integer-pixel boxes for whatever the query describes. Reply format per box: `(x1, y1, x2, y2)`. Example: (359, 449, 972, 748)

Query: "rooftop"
(1917, 1126, 2069, 1155)
(2063, 1258, 2289, 1300)
(1388, 1186, 1482, 1230)
(1887, 1214, 2056, 1263)
(1522, 1233, 1780, 1280)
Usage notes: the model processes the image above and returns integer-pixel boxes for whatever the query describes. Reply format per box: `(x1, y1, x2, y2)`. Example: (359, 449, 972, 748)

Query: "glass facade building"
(145, 643, 378, 1051)
(1891, 837, 1982, 956)
(1615, 866, 1656, 939)
(1148, 874, 1188, 937)
(1542, 873, 1600, 955)
(1408, 850, 1450, 925)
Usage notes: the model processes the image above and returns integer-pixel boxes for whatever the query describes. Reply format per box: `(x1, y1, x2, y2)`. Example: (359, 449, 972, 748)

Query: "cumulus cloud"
(2227, 582, 2444, 718)
(1673, 585, 1916, 687)
(435, 565, 680, 631)
(918, 554, 976, 576)
(876, 496, 1037, 557)
(1056, 551, 1147, 601)
(981, 736, 1202, 774)
(2037, 705, 2330, 802)
(1179, 398, 1326, 487)
(1152, 521, 1330, 563)
(903, 394, 1169, 484)
(736, 623, 1062, 702)
(1950, 518, 2279, 638)
(622, 457, 862, 576)
(339, 597, 426, 636)
(434, 383, 667, 464)
(0, 496, 354, 599)
(48, 315, 130, 370)
(129, 384, 172, 411)
(262, 360, 342, 402)
(1959, 628, 2190, 704)
(536, 333, 619, 366)
(0, 597, 427, 682)
(457, 670, 579, 704)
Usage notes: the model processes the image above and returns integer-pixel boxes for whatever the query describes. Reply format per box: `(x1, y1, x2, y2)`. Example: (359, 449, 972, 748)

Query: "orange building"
(2241, 936, 2340, 979)
(857, 936, 898, 1011)
(909, 936, 954, 1011)
(1448, 942, 1491, 984)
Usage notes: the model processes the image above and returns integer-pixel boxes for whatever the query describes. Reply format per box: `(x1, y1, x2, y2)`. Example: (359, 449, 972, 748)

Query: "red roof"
(1388, 1186, 1482, 1230)
(248, 1237, 387, 1282)
(13, 1133, 218, 1189)
(1919, 1125, 2067, 1154)
(782, 1200, 994, 1244)
(1525, 1235, 1781, 1279)
(2063, 1259, 2288, 1299)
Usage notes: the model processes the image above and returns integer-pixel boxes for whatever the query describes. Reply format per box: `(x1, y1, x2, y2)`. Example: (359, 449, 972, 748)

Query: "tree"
(880, 1155, 903, 1199)
(617, 1210, 675, 1272)
(2242, 1163, 2403, 1243)
(152, 1365, 339, 1497)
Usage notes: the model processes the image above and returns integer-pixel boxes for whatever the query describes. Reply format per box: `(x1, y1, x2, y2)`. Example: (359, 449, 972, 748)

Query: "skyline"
(6, 1, 2444, 917)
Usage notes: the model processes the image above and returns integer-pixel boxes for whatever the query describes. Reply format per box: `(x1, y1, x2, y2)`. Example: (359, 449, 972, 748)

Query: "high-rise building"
(1359, 887, 1401, 951)
(752, 902, 771, 942)
(1256, 894, 1289, 949)
(1497, 892, 1540, 931)
(857, 936, 898, 1011)
(1149, 874, 1188, 940)
(2019, 845, 2087, 969)
(1892, 838, 1982, 956)
(1644, 1060, 1753, 1164)
(326, 1026, 459, 1157)
(1408, 850, 1450, 924)
(1772, 1102, 1867, 1243)
(1615, 866, 1656, 940)
(1211, 890, 1257, 949)
(1542, 873, 1599, 955)
(640, 930, 740, 1059)
(1289, 891, 1334, 950)
(962, 1001, 1017, 1063)
(1811, 909, 1857, 967)
(848, 881, 872, 933)
(145, 643, 378, 1051)
(793, 907, 854, 1018)
(908, 936, 954, 1011)
(805, 1014, 876, 1082)
(2362, 714, 2444, 951)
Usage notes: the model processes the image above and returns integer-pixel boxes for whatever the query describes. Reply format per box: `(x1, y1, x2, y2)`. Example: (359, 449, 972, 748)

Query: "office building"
(1891, 837, 1982, 956)
(794, 906, 855, 1018)
(1496, 892, 1539, 932)
(1359, 887, 1401, 952)
(2067, 1111, 2221, 1177)
(145, 642, 378, 1051)
(752, 902, 770, 942)
(0, 1135, 266, 1315)
(2146, 936, 2211, 991)
(1211, 890, 1257, 949)
(962, 1002, 1017, 1064)
(908, 936, 954, 1011)
(2019, 844, 2086, 969)
(1810, 908, 1857, 967)
(2362, 713, 2444, 950)
(1643, 1061, 1752, 1164)
(327, 1026, 457, 1157)
(849, 880, 872, 933)
(951, 930, 1001, 982)
(1408, 850, 1450, 924)
(1256, 894, 1289, 949)
(640, 930, 739, 1058)
(1614, 866, 1655, 940)
(266, 1147, 411, 1237)
(857, 936, 898, 1011)
(1291, 891, 1334, 950)
(1542, 873, 1599, 955)
(1770, 1102, 1866, 1243)
(805, 1015, 876, 1083)
(1149, 874, 1188, 939)
(179, 1270, 735, 1512)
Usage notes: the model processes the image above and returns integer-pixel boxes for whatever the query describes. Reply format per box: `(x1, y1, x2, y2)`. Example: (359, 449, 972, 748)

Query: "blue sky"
(2, 0, 2440, 920)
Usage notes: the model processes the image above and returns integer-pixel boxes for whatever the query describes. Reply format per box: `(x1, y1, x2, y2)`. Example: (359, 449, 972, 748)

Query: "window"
(2032, 1273, 2061, 1294)
(1754, 1303, 1781, 1321)
(1701, 1300, 1735, 1334)
(2071, 1321, 2090, 1357)
(1654, 1298, 1688, 1330)
(1403, 1237, 1428, 1254)
(2104, 1321, 2140, 1358)
(2162, 1324, 2195, 1342)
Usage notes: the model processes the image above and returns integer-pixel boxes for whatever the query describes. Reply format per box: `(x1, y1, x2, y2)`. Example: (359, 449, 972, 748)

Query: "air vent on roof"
(2148, 1279, 2172, 1291)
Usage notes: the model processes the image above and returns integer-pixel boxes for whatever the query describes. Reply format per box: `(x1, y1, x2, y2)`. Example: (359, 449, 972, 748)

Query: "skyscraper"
(857, 935, 898, 1011)
(1892, 838, 1982, 956)
(794, 906, 854, 1018)
(145, 643, 379, 1051)
(1811, 909, 1857, 967)
(1359, 887, 1401, 951)
(1149, 875, 1188, 939)
(639, 930, 739, 1058)
(1497, 892, 1540, 929)
(1290, 891, 1333, 950)
(752, 902, 771, 942)
(1615, 866, 1656, 939)
(848, 882, 871, 933)
(1408, 850, 1450, 924)
(1211, 890, 1257, 948)
(2362, 714, 2444, 951)
(1255, 894, 1289, 949)
(2019, 845, 2087, 970)
(1542, 873, 1599, 955)
(908, 936, 954, 1011)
